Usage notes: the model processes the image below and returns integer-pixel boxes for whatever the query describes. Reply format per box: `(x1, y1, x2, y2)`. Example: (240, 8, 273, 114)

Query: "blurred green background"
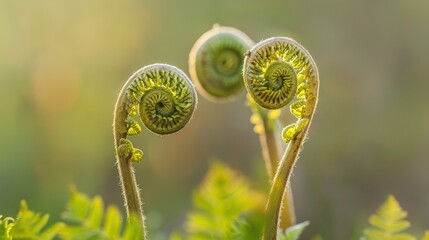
(1, 0, 428, 239)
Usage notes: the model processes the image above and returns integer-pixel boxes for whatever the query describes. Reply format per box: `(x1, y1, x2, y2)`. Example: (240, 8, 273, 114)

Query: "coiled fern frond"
(243, 37, 319, 239)
(113, 64, 198, 239)
(189, 25, 253, 101)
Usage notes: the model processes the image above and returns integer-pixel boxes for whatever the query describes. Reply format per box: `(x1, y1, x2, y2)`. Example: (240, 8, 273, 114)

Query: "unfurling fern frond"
(363, 195, 415, 240)
(277, 221, 310, 240)
(60, 187, 142, 240)
(243, 37, 319, 239)
(9, 200, 64, 239)
(178, 162, 265, 240)
(114, 64, 198, 239)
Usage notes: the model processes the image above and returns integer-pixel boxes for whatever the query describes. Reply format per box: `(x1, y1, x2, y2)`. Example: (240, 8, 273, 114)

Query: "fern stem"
(251, 99, 297, 230)
(114, 90, 147, 239)
(262, 126, 309, 240)
(279, 183, 296, 229)
(261, 125, 296, 229)
(259, 126, 278, 179)
(259, 118, 296, 230)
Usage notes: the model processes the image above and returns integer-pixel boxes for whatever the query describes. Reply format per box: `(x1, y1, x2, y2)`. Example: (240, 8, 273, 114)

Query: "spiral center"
(141, 88, 175, 117)
(215, 49, 240, 76)
(156, 100, 175, 116)
(265, 61, 295, 91)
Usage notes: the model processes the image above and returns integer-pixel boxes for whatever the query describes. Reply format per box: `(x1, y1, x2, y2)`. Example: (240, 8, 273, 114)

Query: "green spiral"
(243, 37, 317, 110)
(125, 64, 197, 135)
(189, 25, 254, 101)
(244, 37, 319, 240)
(113, 64, 198, 238)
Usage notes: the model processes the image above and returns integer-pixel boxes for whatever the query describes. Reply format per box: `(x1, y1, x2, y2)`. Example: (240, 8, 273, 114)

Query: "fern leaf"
(39, 223, 66, 240)
(181, 162, 265, 240)
(277, 221, 310, 240)
(228, 217, 265, 240)
(363, 195, 416, 240)
(103, 206, 123, 238)
(10, 200, 64, 240)
(0, 215, 15, 240)
(60, 187, 142, 240)
(229, 219, 252, 240)
(122, 213, 143, 240)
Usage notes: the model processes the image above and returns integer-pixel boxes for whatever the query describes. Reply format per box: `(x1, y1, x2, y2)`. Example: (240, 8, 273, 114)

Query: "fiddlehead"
(189, 25, 254, 101)
(243, 37, 319, 240)
(113, 64, 197, 239)
(190, 26, 300, 233)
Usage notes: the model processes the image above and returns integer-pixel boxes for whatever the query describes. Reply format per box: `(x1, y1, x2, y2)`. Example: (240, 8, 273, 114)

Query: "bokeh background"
(1, 0, 429, 239)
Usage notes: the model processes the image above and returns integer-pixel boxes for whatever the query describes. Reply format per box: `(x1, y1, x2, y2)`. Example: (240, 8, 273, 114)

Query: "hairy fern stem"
(248, 97, 296, 229)
(114, 90, 146, 238)
(261, 125, 296, 229)
(113, 64, 197, 240)
(243, 37, 319, 239)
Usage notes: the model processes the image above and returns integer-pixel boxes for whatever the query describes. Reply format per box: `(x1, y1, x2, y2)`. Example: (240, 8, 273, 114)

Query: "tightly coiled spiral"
(113, 63, 198, 238)
(243, 37, 318, 112)
(125, 64, 197, 135)
(244, 37, 319, 240)
(189, 25, 254, 101)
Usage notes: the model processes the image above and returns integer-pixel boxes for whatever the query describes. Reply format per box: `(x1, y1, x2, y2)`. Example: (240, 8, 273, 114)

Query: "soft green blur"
(1, 0, 428, 239)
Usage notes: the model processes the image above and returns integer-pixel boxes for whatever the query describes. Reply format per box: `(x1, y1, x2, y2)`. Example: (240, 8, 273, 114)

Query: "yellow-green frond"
(180, 162, 265, 240)
(0, 215, 15, 240)
(60, 187, 143, 239)
(363, 195, 415, 240)
(10, 200, 64, 240)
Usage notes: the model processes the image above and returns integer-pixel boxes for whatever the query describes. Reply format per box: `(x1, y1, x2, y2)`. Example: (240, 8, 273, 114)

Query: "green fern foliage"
(363, 195, 415, 240)
(60, 187, 143, 240)
(277, 221, 310, 240)
(178, 162, 265, 240)
(9, 200, 64, 240)
(229, 217, 267, 240)
(0, 188, 142, 240)
(0, 215, 15, 240)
